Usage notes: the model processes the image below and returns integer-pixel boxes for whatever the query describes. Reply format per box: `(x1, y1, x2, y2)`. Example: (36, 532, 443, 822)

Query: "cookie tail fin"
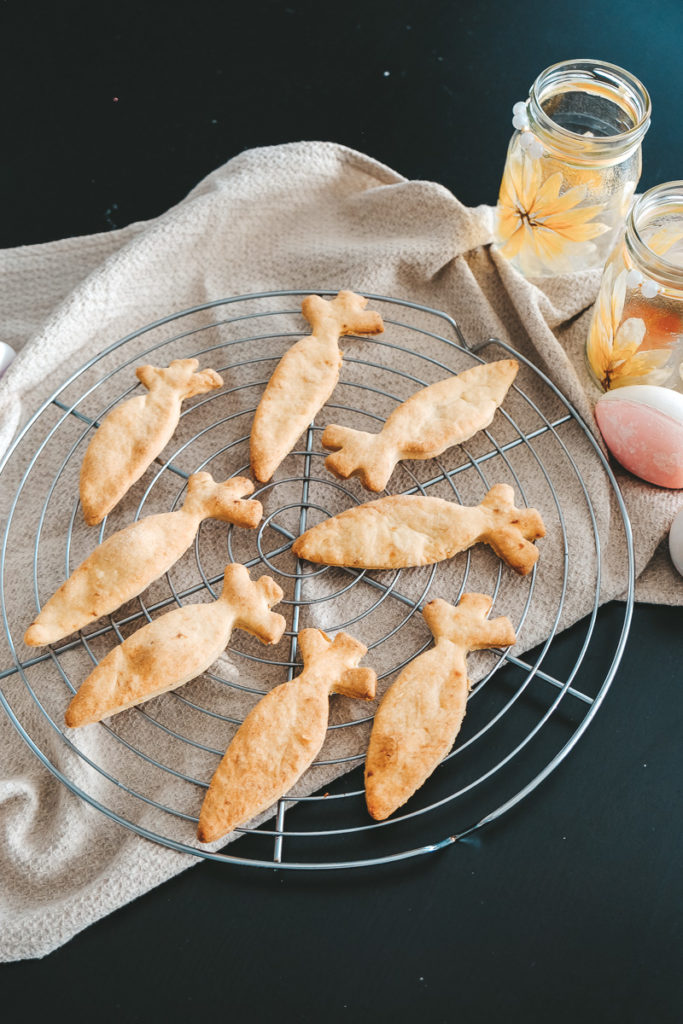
(480, 483, 516, 510)
(221, 564, 286, 645)
(297, 629, 377, 699)
(480, 484, 545, 575)
(322, 424, 393, 491)
(136, 358, 223, 398)
(333, 667, 377, 700)
(297, 628, 333, 665)
(423, 595, 517, 653)
(301, 291, 384, 338)
(486, 524, 543, 576)
(183, 472, 262, 528)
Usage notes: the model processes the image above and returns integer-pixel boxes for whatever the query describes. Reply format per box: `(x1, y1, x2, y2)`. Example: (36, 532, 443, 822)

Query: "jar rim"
(528, 58, 651, 155)
(627, 181, 683, 287)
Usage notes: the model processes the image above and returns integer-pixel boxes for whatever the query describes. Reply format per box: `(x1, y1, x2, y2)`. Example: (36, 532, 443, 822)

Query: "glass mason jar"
(586, 181, 683, 393)
(495, 59, 651, 277)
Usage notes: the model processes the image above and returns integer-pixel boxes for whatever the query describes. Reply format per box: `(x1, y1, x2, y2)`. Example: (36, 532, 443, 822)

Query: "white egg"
(594, 385, 683, 489)
(669, 508, 683, 577)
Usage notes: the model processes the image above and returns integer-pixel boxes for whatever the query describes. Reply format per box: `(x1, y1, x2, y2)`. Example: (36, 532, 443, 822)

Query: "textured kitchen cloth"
(1, 142, 681, 962)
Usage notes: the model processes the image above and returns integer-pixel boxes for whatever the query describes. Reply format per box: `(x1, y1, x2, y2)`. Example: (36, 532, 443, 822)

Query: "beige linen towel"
(1, 142, 681, 962)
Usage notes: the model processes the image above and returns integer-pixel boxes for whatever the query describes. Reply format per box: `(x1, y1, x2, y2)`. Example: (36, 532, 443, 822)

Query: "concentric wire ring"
(0, 291, 634, 868)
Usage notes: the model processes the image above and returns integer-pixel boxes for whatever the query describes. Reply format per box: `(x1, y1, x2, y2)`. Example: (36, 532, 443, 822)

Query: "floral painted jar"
(496, 59, 651, 277)
(586, 181, 683, 392)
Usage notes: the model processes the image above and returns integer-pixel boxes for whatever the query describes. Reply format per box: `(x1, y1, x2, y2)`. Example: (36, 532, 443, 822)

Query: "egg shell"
(669, 508, 683, 577)
(594, 385, 683, 489)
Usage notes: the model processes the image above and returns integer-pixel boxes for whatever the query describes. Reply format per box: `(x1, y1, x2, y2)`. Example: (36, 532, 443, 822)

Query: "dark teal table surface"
(2, 1, 682, 1020)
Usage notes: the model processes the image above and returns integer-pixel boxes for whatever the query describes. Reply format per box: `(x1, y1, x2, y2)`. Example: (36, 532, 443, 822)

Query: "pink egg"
(594, 385, 683, 489)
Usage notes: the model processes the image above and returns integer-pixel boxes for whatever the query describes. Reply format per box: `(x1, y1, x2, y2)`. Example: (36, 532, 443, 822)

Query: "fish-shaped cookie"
(322, 359, 519, 491)
(80, 358, 223, 525)
(292, 483, 545, 576)
(365, 594, 516, 820)
(25, 473, 261, 647)
(250, 291, 384, 483)
(197, 629, 376, 843)
(64, 563, 285, 727)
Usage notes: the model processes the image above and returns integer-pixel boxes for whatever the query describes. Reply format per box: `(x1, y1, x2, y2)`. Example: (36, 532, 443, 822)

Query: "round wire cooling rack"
(0, 290, 635, 870)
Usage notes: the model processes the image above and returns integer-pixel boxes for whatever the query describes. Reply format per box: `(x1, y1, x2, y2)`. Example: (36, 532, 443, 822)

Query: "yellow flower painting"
(497, 150, 608, 273)
(586, 265, 672, 390)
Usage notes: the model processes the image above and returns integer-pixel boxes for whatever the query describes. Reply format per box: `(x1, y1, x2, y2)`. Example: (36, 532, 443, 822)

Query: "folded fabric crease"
(0, 141, 681, 962)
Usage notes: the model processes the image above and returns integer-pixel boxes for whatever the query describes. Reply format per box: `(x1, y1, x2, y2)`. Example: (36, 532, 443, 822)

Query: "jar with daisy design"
(496, 59, 651, 277)
(586, 182, 683, 393)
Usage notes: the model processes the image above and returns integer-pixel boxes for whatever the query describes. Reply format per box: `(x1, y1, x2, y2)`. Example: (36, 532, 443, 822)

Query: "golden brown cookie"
(250, 291, 383, 483)
(80, 358, 223, 525)
(323, 359, 519, 491)
(64, 563, 285, 728)
(365, 594, 516, 820)
(25, 473, 261, 647)
(292, 484, 545, 575)
(197, 629, 376, 843)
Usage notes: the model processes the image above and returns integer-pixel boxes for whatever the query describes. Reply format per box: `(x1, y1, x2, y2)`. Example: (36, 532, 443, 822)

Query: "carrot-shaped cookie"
(64, 563, 285, 728)
(292, 483, 545, 576)
(365, 594, 516, 820)
(322, 359, 519, 492)
(250, 291, 384, 483)
(80, 358, 223, 525)
(25, 473, 261, 647)
(197, 629, 376, 843)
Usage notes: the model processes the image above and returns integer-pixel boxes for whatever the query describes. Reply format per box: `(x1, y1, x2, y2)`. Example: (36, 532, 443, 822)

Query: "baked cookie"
(64, 563, 285, 727)
(365, 594, 516, 820)
(80, 358, 223, 525)
(25, 473, 261, 647)
(197, 629, 376, 843)
(323, 359, 518, 491)
(250, 291, 383, 482)
(292, 483, 545, 575)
